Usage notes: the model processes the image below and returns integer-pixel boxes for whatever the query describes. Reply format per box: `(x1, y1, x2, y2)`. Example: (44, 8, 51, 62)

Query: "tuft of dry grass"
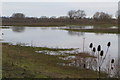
(75, 52, 96, 58)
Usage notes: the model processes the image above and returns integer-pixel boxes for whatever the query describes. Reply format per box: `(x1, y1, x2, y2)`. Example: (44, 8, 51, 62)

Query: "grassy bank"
(3, 43, 106, 78)
(64, 28, 119, 34)
(2, 23, 117, 28)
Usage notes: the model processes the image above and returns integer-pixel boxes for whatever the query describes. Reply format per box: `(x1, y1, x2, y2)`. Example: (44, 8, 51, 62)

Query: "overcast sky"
(2, 2, 118, 18)
(1, 0, 119, 2)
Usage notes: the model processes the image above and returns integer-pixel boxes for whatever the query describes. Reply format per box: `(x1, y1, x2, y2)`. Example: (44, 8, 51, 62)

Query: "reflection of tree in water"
(95, 33, 105, 35)
(12, 27, 25, 33)
(69, 26, 83, 29)
(68, 31, 85, 36)
(40, 27, 49, 30)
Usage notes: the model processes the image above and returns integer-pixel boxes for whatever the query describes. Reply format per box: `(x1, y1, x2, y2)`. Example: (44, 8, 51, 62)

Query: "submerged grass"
(64, 28, 119, 34)
(3, 43, 107, 78)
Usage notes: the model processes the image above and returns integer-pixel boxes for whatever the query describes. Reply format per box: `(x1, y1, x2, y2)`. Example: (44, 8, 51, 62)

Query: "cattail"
(107, 42, 111, 47)
(97, 45, 101, 52)
(111, 59, 114, 63)
(100, 50, 104, 56)
(89, 43, 93, 48)
(111, 67, 114, 70)
(93, 47, 96, 52)
(83, 64, 86, 68)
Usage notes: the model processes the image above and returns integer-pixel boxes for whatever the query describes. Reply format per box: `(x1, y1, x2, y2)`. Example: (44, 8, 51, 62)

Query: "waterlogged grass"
(66, 24, 117, 27)
(33, 47, 75, 51)
(3, 43, 107, 78)
(64, 28, 119, 34)
(0, 27, 10, 29)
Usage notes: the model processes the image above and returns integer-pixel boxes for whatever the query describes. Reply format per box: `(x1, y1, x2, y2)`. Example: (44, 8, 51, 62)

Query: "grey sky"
(1, 0, 119, 2)
(2, 2, 118, 18)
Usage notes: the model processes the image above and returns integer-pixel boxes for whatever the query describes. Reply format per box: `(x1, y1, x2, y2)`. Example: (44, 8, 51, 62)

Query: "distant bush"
(11, 13, 25, 19)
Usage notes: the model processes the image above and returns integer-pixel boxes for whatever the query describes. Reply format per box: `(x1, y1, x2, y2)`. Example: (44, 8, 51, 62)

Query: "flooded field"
(1, 26, 119, 77)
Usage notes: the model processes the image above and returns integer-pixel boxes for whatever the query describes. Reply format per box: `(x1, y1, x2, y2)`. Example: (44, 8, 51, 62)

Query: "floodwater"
(0, 26, 119, 77)
(1, 26, 118, 58)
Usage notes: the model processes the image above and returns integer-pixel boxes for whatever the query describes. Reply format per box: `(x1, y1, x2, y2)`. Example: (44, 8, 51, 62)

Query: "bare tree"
(40, 16, 48, 19)
(115, 10, 120, 19)
(58, 16, 69, 19)
(75, 10, 86, 19)
(50, 16, 56, 19)
(11, 13, 25, 18)
(93, 12, 112, 20)
(68, 10, 76, 19)
(93, 12, 100, 19)
(68, 10, 86, 19)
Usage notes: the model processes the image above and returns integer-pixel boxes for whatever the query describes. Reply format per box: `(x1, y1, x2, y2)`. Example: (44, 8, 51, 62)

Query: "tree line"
(9, 10, 118, 20)
(1, 10, 118, 26)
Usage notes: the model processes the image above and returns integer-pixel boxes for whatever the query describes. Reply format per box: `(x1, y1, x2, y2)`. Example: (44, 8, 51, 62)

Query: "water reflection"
(68, 31, 85, 36)
(0, 30, 2, 40)
(69, 26, 94, 29)
(118, 34, 120, 77)
(2, 26, 119, 77)
(40, 27, 49, 30)
(95, 33, 106, 35)
(11, 27, 25, 33)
